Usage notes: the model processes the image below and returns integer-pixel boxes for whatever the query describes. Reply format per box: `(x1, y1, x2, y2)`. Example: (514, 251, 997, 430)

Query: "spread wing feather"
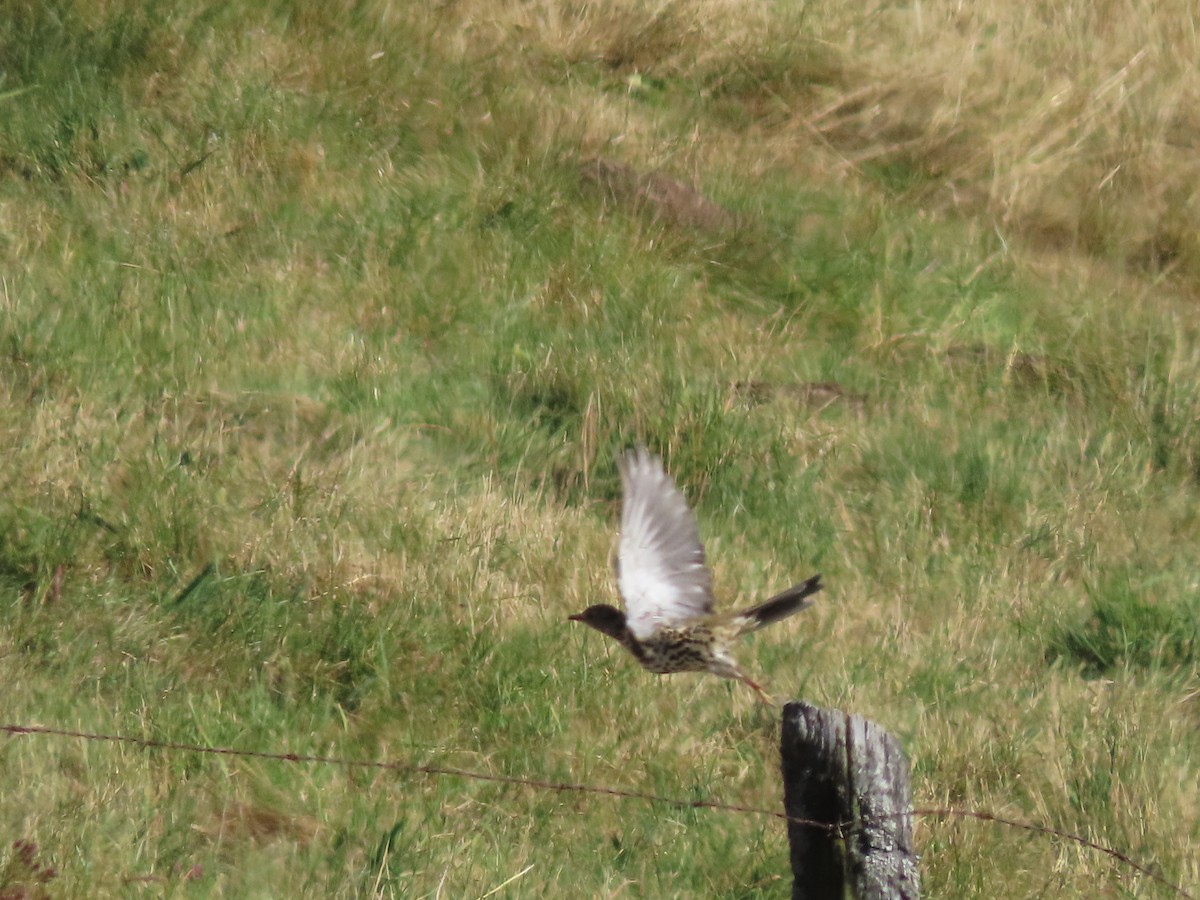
(616, 447, 714, 639)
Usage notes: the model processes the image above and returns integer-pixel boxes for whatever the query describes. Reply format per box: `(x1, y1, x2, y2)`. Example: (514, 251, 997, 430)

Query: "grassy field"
(2, 0, 1198, 896)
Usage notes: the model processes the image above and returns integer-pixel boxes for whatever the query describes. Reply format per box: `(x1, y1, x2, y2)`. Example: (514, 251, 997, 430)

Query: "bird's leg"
(741, 674, 777, 706)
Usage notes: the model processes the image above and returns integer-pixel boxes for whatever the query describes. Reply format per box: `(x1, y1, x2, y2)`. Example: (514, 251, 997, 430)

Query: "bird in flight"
(569, 447, 822, 703)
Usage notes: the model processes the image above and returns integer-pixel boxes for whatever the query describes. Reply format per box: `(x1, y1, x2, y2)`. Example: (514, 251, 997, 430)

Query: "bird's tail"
(733, 574, 822, 634)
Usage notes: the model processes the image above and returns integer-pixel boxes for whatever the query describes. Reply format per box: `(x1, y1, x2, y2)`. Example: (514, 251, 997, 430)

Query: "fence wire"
(2, 722, 1193, 899)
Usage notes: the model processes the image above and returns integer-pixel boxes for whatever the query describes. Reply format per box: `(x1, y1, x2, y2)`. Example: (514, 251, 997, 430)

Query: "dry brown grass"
(443, 0, 1200, 290)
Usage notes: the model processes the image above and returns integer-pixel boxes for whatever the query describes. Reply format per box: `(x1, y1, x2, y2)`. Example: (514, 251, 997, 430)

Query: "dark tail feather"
(736, 574, 822, 632)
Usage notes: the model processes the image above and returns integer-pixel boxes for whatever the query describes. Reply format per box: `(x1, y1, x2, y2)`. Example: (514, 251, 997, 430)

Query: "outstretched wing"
(616, 447, 714, 639)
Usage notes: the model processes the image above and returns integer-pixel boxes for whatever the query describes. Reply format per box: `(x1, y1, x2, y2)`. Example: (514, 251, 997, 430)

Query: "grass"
(1, 0, 1198, 896)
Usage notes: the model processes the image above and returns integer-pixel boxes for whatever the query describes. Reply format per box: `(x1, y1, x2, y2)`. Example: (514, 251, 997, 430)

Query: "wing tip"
(619, 442, 655, 467)
(617, 444, 663, 488)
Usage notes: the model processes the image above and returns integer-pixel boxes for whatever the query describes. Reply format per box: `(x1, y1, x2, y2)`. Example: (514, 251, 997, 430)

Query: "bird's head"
(568, 604, 628, 639)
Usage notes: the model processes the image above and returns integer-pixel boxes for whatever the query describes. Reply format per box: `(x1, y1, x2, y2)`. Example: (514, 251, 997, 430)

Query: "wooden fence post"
(781, 701, 920, 900)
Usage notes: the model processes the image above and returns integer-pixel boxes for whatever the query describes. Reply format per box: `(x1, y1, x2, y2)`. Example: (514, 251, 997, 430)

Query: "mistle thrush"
(569, 447, 822, 702)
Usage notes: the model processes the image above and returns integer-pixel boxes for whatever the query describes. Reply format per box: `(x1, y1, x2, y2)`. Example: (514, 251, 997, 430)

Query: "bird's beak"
(568, 612, 583, 622)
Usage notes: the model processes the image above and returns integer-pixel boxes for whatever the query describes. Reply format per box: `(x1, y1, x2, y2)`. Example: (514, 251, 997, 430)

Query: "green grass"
(1, 0, 1198, 897)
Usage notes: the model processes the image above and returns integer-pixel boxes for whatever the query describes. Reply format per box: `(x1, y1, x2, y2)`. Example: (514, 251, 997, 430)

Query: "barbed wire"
(2, 722, 1193, 899)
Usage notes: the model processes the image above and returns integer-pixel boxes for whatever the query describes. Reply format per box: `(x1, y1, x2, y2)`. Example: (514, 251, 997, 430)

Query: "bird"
(569, 446, 822, 703)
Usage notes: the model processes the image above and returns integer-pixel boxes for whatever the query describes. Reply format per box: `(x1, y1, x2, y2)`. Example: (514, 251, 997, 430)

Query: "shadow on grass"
(1048, 571, 1199, 675)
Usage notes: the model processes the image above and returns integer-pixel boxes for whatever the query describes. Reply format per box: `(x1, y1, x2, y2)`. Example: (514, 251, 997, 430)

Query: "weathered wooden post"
(781, 701, 920, 899)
